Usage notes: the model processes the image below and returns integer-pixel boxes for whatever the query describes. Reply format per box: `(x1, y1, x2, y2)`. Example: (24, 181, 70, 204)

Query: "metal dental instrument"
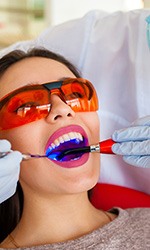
(0, 152, 47, 160)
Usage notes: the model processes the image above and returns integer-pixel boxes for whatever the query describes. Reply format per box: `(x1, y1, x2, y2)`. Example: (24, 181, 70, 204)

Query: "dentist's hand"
(0, 140, 22, 203)
(112, 116, 150, 168)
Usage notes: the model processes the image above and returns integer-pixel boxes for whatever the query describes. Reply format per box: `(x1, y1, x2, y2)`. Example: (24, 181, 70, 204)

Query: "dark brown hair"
(0, 47, 81, 242)
(0, 47, 81, 78)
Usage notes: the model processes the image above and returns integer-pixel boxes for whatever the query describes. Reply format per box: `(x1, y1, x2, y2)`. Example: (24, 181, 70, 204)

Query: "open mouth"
(45, 130, 88, 162)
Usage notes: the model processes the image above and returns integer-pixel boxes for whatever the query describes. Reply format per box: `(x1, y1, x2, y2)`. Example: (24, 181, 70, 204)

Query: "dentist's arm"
(112, 116, 150, 168)
(0, 140, 22, 203)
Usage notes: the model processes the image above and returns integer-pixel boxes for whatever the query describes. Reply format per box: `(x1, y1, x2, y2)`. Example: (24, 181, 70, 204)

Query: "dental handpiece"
(0, 139, 115, 160)
(56, 139, 115, 160)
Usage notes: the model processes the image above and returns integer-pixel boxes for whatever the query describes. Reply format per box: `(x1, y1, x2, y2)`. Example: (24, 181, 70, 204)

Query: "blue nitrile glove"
(0, 140, 22, 203)
(112, 116, 150, 168)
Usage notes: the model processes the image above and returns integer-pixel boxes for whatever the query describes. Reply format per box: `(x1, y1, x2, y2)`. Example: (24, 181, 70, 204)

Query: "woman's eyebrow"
(58, 77, 70, 81)
(24, 81, 40, 86)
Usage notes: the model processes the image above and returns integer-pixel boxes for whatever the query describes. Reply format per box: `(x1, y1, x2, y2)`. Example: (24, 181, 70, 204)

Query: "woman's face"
(0, 57, 100, 197)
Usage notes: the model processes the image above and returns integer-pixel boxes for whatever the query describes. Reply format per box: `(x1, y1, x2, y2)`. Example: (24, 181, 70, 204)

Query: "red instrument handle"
(99, 139, 115, 154)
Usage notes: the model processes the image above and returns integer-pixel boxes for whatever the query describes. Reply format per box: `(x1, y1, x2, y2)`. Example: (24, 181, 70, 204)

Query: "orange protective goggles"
(0, 78, 99, 130)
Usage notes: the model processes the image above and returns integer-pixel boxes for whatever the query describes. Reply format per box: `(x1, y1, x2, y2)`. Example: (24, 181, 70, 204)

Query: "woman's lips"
(45, 125, 89, 168)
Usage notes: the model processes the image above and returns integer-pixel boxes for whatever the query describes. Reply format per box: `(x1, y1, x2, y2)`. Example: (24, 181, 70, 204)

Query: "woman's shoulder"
(110, 207, 150, 230)
(124, 207, 150, 219)
(111, 207, 150, 219)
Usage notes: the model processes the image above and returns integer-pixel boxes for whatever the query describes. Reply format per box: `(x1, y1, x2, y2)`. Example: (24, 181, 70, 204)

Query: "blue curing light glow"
(45, 138, 87, 161)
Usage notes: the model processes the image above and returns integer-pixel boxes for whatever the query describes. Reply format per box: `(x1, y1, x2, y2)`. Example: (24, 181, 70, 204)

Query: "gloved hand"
(0, 140, 22, 203)
(112, 116, 150, 168)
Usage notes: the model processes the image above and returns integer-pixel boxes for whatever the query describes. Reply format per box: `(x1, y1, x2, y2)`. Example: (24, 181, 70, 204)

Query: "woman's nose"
(45, 95, 75, 123)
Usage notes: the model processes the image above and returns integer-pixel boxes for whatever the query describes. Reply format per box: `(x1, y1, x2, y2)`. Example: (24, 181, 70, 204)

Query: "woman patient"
(0, 48, 149, 249)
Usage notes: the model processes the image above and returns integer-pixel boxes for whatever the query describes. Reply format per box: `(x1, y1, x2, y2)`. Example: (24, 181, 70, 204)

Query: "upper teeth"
(49, 132, 83, 150)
